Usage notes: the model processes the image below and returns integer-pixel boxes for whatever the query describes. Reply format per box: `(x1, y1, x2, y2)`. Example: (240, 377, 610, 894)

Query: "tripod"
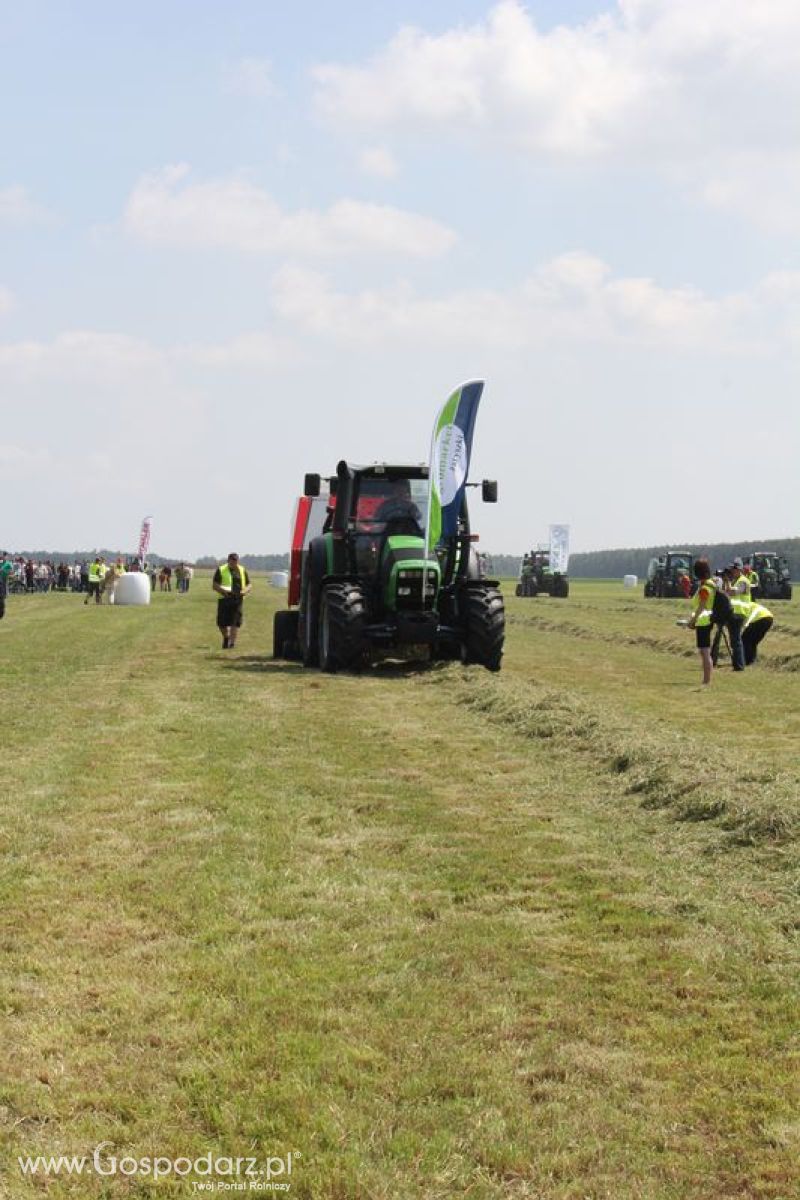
(711, 622, 732, 667)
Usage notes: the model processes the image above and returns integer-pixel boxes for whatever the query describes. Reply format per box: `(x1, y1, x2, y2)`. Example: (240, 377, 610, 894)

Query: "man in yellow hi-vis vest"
(743, 560, 760, 600)
(212, 552, 251, 649)
(84, 556, 107, 605)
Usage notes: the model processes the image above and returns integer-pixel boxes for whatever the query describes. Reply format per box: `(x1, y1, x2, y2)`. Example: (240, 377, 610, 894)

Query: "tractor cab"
(319, 463, 438, 618)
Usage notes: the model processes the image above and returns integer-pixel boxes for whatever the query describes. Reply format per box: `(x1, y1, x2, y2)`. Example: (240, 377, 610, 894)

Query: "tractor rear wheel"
(318, 582, 367, 672)
(461, 586, 505, 671)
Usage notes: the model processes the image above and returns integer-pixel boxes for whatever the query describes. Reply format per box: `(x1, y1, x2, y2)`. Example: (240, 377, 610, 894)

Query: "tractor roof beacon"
(273, 461, 505, 672)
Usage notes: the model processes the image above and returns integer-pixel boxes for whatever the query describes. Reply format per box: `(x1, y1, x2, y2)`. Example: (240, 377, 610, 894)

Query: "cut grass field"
(1, 578, 798, 1199)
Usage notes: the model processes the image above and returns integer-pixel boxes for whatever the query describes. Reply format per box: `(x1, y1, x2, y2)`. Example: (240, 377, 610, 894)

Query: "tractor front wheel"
(318, 582, 367, 672)
(461, 586, 505, 671)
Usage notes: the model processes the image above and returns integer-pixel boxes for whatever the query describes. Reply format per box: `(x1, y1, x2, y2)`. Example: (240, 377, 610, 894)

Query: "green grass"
(0, 580, 798, 1198)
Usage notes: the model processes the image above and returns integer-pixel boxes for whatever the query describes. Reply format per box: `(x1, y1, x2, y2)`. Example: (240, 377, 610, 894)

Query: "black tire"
(318, 582, 367, 673)
(555, 577, 569, 598)
(300, 589, 319, 666)
(782, 584, 793, 601)
(273, 610, 298, 659)
(461, 586, 505, 671)
(515, 584, 522, 597)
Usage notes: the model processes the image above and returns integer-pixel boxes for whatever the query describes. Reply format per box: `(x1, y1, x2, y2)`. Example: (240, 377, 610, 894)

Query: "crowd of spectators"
(0, 555, 194, 595)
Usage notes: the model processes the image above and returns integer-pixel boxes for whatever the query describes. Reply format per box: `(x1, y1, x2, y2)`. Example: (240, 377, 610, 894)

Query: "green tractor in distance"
(750, 552, 792, 600)
(273, 460, 504, 672)
(515, 549, 569, 598)
(643, 550, 693, 598)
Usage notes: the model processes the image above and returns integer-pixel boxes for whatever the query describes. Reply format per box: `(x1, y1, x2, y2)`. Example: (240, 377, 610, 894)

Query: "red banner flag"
(137, 516, 153, 564)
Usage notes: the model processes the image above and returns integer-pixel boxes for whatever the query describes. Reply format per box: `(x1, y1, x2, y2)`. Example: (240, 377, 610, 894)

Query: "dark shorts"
(696, 624, 712, 649)
(217, 596, 244, 629)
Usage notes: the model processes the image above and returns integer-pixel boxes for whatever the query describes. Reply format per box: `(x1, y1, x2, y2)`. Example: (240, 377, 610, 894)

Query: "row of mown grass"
(0, 581, 797, 1198)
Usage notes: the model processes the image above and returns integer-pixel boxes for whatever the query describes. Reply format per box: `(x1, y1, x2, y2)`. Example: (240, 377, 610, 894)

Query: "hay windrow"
(427, 668, 799, 847)
(508, 611, 800, 669)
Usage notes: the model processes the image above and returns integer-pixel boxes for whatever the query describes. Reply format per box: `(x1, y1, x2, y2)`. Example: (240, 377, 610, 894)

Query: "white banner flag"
(549, 524, 570, 574)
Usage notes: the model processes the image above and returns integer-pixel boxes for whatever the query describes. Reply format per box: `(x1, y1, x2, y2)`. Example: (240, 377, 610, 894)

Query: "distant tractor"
(273, 461, 504, 671)
(644, 551, 694, 598)
(750, 552, 792, 601)
(515, 549, 569, 598)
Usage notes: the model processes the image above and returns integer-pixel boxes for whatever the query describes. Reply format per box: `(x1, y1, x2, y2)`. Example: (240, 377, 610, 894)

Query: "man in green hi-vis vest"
(212, 552, 251, 650)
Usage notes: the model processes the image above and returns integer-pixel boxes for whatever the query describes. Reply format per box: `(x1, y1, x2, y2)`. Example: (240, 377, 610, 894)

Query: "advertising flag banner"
(424, 380, 484, 559)
(138, 516, 153, 564)
(549, 524, 570, 574)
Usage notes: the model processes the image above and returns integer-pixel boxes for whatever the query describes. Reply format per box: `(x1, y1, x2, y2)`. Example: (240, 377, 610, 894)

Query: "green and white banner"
(424, 380, 485, 559)
(549, 524, 570, 574)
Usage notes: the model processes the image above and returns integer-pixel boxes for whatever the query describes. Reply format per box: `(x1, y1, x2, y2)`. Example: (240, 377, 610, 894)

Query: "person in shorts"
(212, 553, 251, 649)
(687, 558, 718, 685)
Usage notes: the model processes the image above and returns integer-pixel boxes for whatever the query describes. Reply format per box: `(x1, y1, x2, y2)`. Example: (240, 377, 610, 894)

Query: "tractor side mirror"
(482, 479, 498, 503)
(304, 473, 321, 497)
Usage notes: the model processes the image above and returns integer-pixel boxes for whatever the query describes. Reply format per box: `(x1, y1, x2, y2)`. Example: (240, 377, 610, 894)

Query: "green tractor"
(750, 552, 792, 601)
(643, 551, 693, 598)
(273, 460, 504, 672)
(515, 549, 569, 598)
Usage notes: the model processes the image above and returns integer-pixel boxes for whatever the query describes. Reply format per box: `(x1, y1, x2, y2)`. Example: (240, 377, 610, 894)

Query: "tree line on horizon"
(8, 538, 797, 580)
(567, 536, 798, 579)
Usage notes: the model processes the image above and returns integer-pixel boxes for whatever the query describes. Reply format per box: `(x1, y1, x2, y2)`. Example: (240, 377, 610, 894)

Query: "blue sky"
(1, 1, 798, 558)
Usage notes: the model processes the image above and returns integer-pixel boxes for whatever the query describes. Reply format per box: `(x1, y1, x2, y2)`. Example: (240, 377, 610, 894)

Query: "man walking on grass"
(84, 556, 106, 605)
(212, 552, 251, 649)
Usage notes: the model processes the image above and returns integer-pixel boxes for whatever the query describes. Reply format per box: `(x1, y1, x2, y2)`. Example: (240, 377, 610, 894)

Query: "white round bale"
(623, 574, 638, 588)
(114, 572, 151, 606)
(269, 571, 289, 588)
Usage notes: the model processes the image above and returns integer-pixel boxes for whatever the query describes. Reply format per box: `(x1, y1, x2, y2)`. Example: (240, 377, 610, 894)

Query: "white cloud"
(0, 331, 164, 379)
(1, 257, 794, 396)
(313, 0, 800, 228)
(698, 151, 800, 236)
(267, 253, 779, 352)
(174, 331, 295, 369)
(222, 57, 277, 100)
(0, 185, 53, 225)
(0, 444, 53, 475)
(358, 146, 400, 179)
(122, 164, 456, 258)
